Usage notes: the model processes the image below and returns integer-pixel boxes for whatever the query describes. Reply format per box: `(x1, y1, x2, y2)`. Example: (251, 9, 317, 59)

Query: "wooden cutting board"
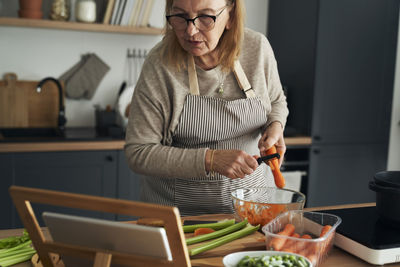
(182, 214, 266, 266)
(0, 73, 63, 128)
(136, 214, 266, 266)
(188, 230, 266, 263)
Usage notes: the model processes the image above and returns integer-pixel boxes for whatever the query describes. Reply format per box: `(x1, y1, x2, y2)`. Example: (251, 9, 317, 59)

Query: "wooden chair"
(9, 185, 191, 267)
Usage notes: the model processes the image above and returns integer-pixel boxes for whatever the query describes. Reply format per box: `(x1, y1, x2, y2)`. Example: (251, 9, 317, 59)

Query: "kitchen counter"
(0, 127, 125, 152)
(0, 127, 312, 153)
(1, 203, 399, 267)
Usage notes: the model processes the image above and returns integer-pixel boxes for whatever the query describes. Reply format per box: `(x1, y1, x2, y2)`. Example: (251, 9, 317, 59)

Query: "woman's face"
(170, 0, 231, 59)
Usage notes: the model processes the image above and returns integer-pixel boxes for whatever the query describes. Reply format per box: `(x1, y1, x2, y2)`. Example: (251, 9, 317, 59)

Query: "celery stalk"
(183, 219, 235, 233)
(0, 248, 36, 262)
(189, 223, 260, 256)
(0, 240, 32, 256)
(0, 231, 36, 267)
(0, 246, 35, 259)
(186, 219, 248, 245)
(0, 230, 29, 249)
(0, 252, 36, 267)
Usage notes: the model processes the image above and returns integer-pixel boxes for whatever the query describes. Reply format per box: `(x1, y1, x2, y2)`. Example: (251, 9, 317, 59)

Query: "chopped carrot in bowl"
(231, 188, 305, 227)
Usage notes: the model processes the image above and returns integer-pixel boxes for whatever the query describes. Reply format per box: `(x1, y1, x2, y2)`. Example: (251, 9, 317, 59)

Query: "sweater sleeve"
(124, 51, 208, 179)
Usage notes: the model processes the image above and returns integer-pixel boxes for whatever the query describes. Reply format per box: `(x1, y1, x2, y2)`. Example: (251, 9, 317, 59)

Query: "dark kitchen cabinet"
(268, 0, 398, 206)
(117, 150, 141, 202)
(0, 154, 13, 229)
(116, 150, 141, 221)
(0, 149, 142, 229)
(307, 144, 387, 207)
(1, 150, 119, 229)
(310, 0, 396, 145)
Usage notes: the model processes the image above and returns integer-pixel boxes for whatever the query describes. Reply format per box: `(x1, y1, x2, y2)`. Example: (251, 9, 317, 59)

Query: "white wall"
(387, 7, 400, 171)
(0, 0, 268, 127)
(0, 27, 162, 126)
(244, 0, 268, 35)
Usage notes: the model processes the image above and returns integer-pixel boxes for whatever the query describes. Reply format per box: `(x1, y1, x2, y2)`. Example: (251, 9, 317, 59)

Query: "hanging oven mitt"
(59, 53, 110, 99)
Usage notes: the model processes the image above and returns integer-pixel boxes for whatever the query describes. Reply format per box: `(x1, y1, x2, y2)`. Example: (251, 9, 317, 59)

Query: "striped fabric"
(141, 94, 274, 216)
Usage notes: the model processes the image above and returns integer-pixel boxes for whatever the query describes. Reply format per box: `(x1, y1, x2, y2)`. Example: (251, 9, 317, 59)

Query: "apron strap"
(233, 60, 256, 98)
(188, 55, 256, 98)
(188, 55, 200, 95)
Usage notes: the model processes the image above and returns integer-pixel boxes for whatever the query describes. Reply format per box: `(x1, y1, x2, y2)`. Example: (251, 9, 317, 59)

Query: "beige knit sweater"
(124, 28, 288, 178)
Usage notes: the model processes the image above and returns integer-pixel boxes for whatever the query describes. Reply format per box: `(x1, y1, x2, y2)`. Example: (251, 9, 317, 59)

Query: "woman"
(125, 0, 288, 215)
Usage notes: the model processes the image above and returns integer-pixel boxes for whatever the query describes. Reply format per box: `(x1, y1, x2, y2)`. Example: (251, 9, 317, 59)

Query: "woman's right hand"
(205, 149, 259, 179)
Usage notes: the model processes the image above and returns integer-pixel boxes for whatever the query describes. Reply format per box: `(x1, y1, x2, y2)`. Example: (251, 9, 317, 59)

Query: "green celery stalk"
(0, 246, 35, 260)
(0, 248, 36, 262)
(0, 230, 36, 267)
(186, 219, 248, 245)
(0, 234, 29, 249)
(0, 251, 36, 267)
(183, 219, 235, 233)
(0, 240, 32, 256)
(189, 223, 260, 256)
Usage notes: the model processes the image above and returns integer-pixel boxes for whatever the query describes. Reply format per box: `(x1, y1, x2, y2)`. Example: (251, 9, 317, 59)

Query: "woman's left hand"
(258, 121, 286, 166)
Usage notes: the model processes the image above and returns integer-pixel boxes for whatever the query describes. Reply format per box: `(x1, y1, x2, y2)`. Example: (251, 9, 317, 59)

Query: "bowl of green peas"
(223, 250, 312, 267)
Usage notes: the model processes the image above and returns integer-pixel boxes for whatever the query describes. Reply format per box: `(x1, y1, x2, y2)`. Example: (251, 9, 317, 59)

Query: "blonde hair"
(161, 0, 245, 72)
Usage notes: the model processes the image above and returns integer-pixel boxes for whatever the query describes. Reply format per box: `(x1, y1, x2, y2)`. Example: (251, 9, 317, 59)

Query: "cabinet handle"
(106, 155, 114, 162)
(312, 149, 320, 154)
(313, 135, 321, 141)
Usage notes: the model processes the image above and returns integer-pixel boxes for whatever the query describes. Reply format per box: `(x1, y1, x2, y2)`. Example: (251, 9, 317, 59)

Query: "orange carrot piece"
(307, 224, 334, 260)
(320, 225, 332, 237)
(303, 227, 333, 265)
(301, 234, 312, 239)
(280, 232, 300, 253)
(295, 234, 312, 255)
(237, 200, 287, 226)
(265, 145, 285, 188)
(304, 230, 332, 266)
(193, 227, 215, 236)
(269, 223, 295, 251)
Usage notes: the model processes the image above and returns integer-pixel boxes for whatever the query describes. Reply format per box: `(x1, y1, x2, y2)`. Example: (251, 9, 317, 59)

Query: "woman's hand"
(205, 149, 259, 179)
(258, 121, 286, 166)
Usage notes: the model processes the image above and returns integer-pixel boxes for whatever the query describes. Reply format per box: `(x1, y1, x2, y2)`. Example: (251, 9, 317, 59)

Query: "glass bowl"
(231, 187, 306, 226)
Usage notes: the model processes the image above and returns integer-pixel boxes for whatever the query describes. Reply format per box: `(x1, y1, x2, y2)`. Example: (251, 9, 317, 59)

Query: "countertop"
(0, 127, 312, 153)
(1, 203, 399, 267)
(0, 127, 126, 152)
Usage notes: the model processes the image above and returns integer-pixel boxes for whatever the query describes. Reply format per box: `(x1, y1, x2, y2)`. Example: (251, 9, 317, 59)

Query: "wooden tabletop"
(1, 202, 399, 267)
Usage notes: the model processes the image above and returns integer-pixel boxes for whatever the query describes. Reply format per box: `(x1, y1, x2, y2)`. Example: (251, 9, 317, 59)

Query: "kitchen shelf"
(0, 17, 163, 35)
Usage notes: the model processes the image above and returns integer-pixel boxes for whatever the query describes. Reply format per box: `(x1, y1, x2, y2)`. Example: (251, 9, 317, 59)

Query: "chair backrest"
(9, 185, 192, 267)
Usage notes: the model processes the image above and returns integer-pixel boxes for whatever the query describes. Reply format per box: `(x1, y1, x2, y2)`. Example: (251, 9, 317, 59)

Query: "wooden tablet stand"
(9, 185, 191, 267)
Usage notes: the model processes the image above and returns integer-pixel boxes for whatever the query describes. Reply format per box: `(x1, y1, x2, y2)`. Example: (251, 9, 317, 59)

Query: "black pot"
(369, 180, 400, 227)
(374, 171, 400, 188)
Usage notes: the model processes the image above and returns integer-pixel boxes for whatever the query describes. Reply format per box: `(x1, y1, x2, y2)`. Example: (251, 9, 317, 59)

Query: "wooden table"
(1, 203, 399, 267)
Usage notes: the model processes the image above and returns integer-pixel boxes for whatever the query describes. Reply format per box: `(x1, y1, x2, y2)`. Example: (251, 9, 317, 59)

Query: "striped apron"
(140, 56, 274, 216)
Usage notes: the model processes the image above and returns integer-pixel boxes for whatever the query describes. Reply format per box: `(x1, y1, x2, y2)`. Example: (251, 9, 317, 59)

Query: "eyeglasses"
(166, 6, 228, 31)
